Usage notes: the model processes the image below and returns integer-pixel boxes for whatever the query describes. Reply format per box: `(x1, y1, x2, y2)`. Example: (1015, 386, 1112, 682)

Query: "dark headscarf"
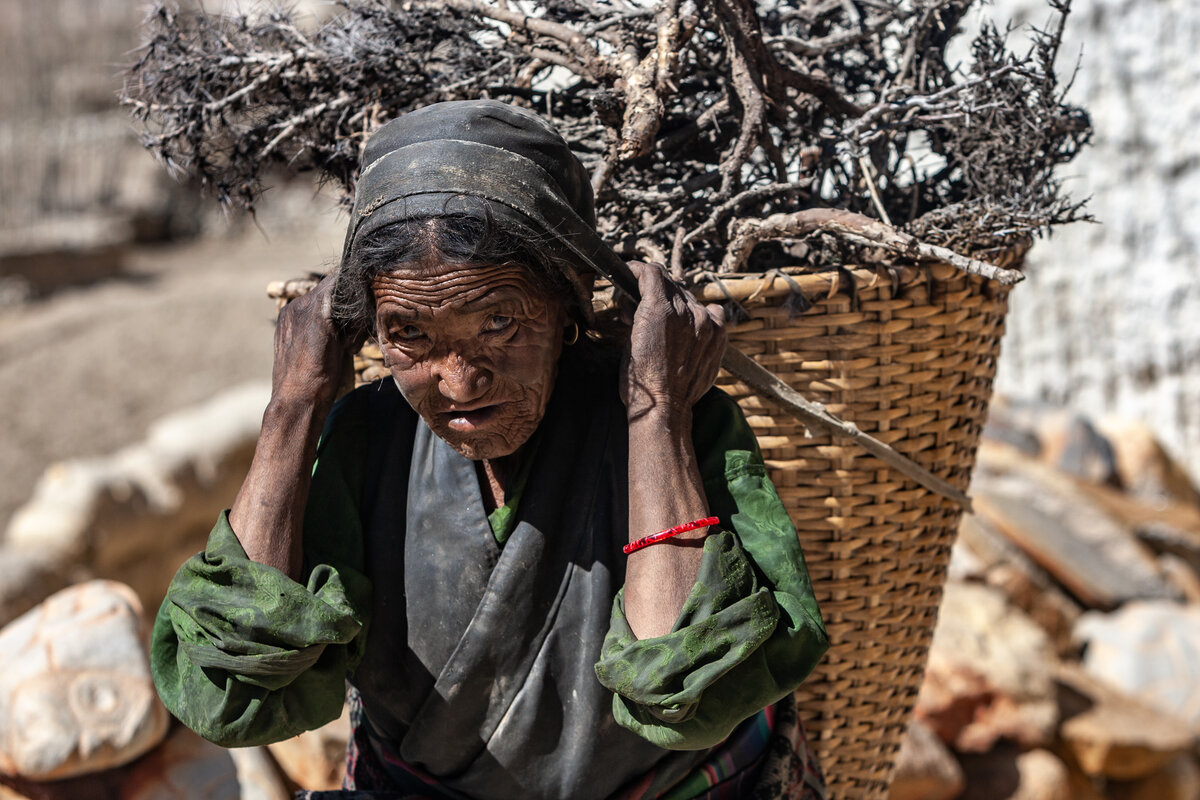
(340, 100, 636, 302)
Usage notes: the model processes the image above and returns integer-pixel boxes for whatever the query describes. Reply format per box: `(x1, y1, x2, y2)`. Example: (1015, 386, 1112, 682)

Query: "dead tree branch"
(722, 208, 1025, 284)
(123, 0, 1089, 270)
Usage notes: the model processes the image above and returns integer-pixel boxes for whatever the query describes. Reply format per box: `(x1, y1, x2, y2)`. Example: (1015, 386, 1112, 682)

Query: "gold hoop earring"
(563, 319, 580, 346)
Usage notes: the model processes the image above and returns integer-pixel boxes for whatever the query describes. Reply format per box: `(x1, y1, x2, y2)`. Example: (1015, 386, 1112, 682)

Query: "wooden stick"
(721, 346, 973, 510)
(721, 207, 1025, 285)
(444, 0, 616, 80)
(857, 154, 893, 226)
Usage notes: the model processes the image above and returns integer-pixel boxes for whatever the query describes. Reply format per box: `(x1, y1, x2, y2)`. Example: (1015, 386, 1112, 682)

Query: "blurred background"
(0, 0, 1197, 798)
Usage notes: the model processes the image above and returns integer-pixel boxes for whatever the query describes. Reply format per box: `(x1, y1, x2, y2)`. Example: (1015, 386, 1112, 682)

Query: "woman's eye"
(483, 315, 514, 333)
(393, 325, 425, 341)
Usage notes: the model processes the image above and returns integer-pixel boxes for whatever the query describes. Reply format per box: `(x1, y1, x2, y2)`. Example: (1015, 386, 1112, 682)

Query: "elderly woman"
(152, 100, 828, 800)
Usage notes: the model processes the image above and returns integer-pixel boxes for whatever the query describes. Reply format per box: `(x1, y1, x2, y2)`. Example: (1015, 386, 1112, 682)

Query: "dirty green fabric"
(151, 391, 376, 748)
(151, 513, 371, 746)
(595, 405, 829, 750)
(151, 386, 827, 751)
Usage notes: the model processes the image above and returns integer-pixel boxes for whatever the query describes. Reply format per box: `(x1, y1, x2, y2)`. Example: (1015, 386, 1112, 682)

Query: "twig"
(259, 94, 351, 160)
(857, 154, 893, 225)
(715, 0, 769, 197)
(203, 52, 296, 113)
(721, 208, 1025, 284)
(765, 15, 889, 57)
(682, 181, 808, 246)
(670, 226, 687, 278)
(444, 0, 616, 80)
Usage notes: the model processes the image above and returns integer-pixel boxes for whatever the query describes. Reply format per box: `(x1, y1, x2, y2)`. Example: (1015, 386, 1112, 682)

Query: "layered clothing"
(152, 351, 829, 799)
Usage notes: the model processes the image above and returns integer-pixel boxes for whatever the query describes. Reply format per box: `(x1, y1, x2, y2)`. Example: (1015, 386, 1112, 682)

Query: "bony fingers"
(631, 260, 669, 304)
(616, 292, 637, 327)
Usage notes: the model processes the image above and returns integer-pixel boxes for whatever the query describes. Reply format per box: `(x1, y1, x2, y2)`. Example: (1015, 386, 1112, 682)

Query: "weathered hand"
(232, 273, 357, 578)
(271, 274, 354, 407)
(619, 260, 727, 422)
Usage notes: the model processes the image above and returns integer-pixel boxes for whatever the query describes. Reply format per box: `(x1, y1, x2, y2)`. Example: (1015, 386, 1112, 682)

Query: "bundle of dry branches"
(122, 0, 1090, 282)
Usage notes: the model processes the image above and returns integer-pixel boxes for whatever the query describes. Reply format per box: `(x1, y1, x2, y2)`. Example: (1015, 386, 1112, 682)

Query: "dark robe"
(348, 355, 709, 799)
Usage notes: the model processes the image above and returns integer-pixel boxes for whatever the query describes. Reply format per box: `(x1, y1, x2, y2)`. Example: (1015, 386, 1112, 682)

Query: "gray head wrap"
(340, 99, 637, 302)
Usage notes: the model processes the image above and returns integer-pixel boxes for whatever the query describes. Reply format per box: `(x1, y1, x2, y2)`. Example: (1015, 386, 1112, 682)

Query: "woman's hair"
(333, 209, 583, 342)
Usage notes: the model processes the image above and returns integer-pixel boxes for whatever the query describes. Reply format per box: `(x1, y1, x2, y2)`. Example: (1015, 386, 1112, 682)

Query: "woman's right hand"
(230, 273, 356, 579)
(270, 274, 352, 408)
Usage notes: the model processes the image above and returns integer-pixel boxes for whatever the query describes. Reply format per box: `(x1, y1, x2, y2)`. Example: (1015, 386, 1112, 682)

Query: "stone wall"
(980, 0, 1200, 480)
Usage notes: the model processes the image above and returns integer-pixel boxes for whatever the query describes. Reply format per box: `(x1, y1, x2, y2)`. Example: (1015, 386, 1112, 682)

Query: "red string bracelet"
(623, 516, 719, 555)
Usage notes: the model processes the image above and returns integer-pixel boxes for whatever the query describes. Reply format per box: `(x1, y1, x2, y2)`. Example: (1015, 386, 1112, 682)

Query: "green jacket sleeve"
(150, 391, 374, 748)
(594, 389, 829, 750)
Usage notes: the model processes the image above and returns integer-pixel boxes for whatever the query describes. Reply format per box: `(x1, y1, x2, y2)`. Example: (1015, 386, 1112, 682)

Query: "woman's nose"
(435, 350, 491, 402)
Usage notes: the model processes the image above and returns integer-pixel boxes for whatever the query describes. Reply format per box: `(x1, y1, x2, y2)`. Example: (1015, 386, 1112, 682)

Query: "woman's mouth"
(442, 403, 505, 432)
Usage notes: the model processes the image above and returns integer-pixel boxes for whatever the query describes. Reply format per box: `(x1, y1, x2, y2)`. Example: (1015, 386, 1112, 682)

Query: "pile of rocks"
(890, 403, 1200, 800)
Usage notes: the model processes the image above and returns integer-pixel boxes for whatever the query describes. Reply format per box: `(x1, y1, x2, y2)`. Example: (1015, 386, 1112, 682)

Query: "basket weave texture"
(697, 261, 1011, 800)
(338, 257, 1012, 800)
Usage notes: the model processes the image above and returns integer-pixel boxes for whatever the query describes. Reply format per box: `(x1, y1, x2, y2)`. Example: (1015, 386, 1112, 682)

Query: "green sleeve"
(150, 390, 375, 747)
(594, 389, 829, 750)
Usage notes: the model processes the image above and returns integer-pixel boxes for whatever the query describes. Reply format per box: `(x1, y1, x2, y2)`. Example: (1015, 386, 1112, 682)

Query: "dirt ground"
(0, 201, 346, 532)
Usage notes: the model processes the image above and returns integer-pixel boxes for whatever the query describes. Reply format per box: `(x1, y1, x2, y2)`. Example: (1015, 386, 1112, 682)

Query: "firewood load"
(122, 1, 1091, 797)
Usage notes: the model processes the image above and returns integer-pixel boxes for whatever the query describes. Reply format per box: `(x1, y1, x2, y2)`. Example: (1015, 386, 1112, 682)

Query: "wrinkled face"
(373, 259, 569, 461)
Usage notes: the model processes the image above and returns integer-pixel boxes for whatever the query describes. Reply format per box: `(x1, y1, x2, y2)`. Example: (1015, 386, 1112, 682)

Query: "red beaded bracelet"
(623, 516, 719, 555)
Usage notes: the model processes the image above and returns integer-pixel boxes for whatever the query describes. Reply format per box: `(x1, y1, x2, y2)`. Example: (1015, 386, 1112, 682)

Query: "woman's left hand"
(620, 261, 727, 422)
(620, 261, 726, 638)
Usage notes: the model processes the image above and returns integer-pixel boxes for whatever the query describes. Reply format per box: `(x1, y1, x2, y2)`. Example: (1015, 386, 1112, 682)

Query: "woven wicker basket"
(278, 253, 1014, 800)
(694, 259, 1013, 799)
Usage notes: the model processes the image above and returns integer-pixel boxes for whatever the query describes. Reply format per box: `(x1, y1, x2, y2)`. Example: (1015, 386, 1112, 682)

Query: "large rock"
(0, 731, 289, 800)
(1136, 522, 1200, 582)
(0, 581, 168, 780)
(1066, 478, 1200, 580)
(119, 726, 290, 800)
(1158, 554, 1200, 604)
(267, 704, 350, 791)
(1037, 412, 1119, 487)
(984, 564, 1081, 657)
(915, 581, 1059, 752)
(886, 719, 963, 800)
(1075, 601, 1200, 728)
(226, 748, 291, 800)
(1056, 663, 1194, 781)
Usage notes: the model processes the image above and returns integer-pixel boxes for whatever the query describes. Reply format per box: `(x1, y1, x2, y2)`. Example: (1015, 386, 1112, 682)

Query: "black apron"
(347, 354, 709, 800)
